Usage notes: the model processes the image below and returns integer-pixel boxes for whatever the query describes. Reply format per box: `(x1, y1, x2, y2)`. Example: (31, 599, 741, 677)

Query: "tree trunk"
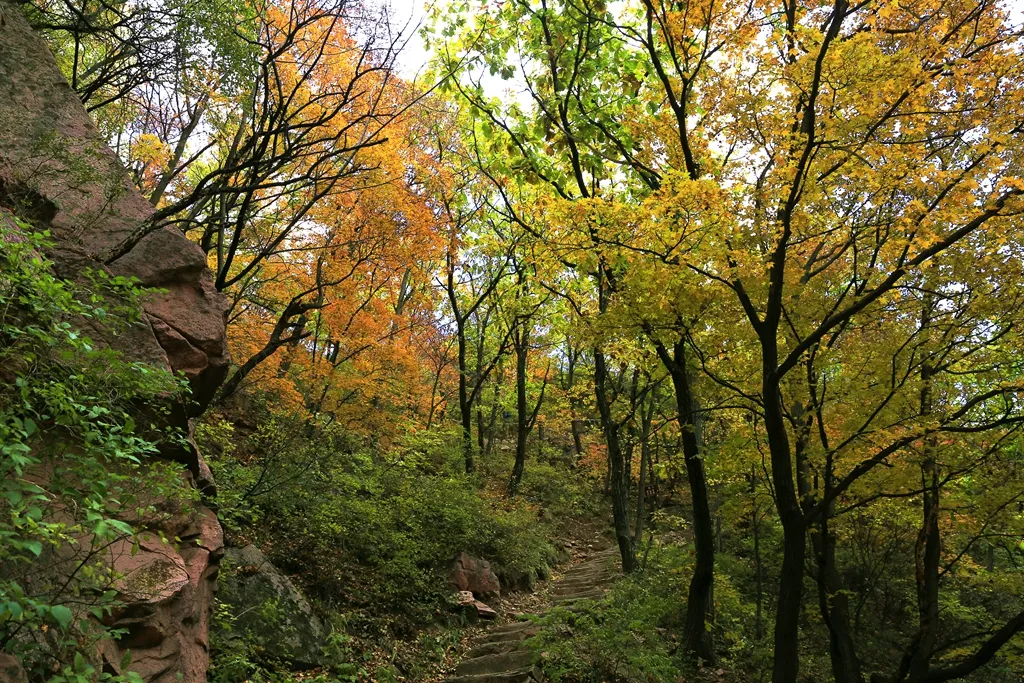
(595, 346, 635, 573)
(477, 402, 486, 455)
(634, 391, 653, 542)
(565, 344, 585, 461)
(752, 466, 764, 641)
(484, 372, 501, 458)
(910, 293, 941, 678)
(476, 319, 488, 455)
(457, 318, 474, 473)
(660, 339, 715, 664)
(814, 504, 863, 683)
(763, 352, 804, 683)
(571, 418, 584, 460)
(509, 325, 529, 495)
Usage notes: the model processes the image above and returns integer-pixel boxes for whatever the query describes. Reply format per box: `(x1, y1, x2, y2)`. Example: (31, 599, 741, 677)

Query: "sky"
(386, 0, 431, 81)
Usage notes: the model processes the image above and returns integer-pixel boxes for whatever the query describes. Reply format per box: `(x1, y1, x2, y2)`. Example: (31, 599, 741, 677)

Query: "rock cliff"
(0, 1, 229, 680)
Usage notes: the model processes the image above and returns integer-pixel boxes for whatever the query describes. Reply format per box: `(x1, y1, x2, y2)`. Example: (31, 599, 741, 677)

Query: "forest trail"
(443, 546, 621, 683)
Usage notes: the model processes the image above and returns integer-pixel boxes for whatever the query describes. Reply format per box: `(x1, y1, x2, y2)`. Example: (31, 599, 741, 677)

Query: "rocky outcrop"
(455, 590, 499, 621)
(0, 0, 229, 421)
(0, 2, 229, 681)
(448, 552, 502, 599)
(219, 546, 329, 669)
(96, 509, 224, 683)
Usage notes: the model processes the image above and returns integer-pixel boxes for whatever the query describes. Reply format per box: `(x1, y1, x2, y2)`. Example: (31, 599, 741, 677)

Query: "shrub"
(198, 409, 556, 636)
(526, 545, 687, 683)
(526, 541, 775, 683)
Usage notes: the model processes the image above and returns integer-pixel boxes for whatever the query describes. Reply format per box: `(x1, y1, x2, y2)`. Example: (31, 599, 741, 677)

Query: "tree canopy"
(6, 0, 1024, 680)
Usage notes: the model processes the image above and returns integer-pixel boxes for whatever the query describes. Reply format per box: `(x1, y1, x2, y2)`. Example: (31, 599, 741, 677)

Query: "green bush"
(526, 541, 774, 683)
(517, 460, 604, 525)
(198, 412, 555, 636)
(526, 545, 688, 683)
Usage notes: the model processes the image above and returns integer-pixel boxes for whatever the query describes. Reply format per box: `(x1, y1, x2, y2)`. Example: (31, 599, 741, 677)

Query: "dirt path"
(441, 546, 621, 683)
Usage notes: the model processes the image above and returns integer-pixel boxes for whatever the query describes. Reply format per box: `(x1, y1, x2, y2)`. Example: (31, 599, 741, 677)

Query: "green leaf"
(50, 605, 73, 628)
(6, 602, 23, 619)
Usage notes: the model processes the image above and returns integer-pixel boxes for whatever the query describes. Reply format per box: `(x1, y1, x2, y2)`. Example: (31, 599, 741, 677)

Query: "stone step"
(552, 581, 614, 593)
(553, 586, 607, 599)
(472, 625, 541, 645)
(564, 559, 616, 573)
(557, 573, 610, 585)
(444, 665, 544, 683)
(456, 650, 539, 677)
(557, 577, 610, 589)
(490, 620, 537, 634)
(447, 547, 621, 683)
(461, 640, 530, 660)
(559, 568, 615, 579)
(552, 588, 607, 604)
(559, 573, 601, 582)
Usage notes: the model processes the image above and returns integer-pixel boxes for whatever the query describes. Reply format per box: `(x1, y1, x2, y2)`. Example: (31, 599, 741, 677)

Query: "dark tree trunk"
(509, 325, 529, 495)
(566, 343, 585, 460)
(658, 338, 715, 664)
(215, 297, 316, 405)
(752, 467, 764, 641)
(457, 322, 474, 473)
(477, 403, 486, 454)
(762, 347, 804, 683)
(634, 391, 653, 542)
(910, 294, 941, 679)
(814, 512, 863, 683)
(595, 346, 635, 573)
(476, 319, 488, 455)
(571, 418, 584, 460)
(484, 372, 501, 458)
(802, 358, 862, 683)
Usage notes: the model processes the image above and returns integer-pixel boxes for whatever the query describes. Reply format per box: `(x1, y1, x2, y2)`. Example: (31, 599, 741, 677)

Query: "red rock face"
(0, 2, 229, 419)
(0, 2, 230, 680)
(0, 654, 27, 683)
(100, 509, 224, 683)
(448, 552, 502, 599)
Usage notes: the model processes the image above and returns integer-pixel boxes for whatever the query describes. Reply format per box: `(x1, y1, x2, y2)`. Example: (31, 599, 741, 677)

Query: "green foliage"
(0, 218, 189, 676)
(198, 410, 555, 636)
(209, 557, 466, 683)
(526, 547, 689, 682)
(526, 542, 774, 682)
(516, 460, 604, 525)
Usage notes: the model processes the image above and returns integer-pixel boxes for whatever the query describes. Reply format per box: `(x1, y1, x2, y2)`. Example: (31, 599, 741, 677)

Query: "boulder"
(499, 567, 538, 593)
(98, 504, 224, 683)
(448, 552, 501, 599)
(219, 546, 328, 669)
(473, 601, 498, 620)
(0, 654, 26, 683)
(452, 590, 498, 621)
(0, 2, 229, 681)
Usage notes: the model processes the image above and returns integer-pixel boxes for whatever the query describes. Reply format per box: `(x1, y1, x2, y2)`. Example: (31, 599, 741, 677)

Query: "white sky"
(384, 0, 431, 82)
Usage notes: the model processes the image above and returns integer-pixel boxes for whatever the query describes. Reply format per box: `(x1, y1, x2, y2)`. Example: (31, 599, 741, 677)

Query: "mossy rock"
(220, 545, 328, 669)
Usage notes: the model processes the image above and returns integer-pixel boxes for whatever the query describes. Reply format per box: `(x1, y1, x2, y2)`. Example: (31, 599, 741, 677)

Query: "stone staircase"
(443, 547, 621, 683)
